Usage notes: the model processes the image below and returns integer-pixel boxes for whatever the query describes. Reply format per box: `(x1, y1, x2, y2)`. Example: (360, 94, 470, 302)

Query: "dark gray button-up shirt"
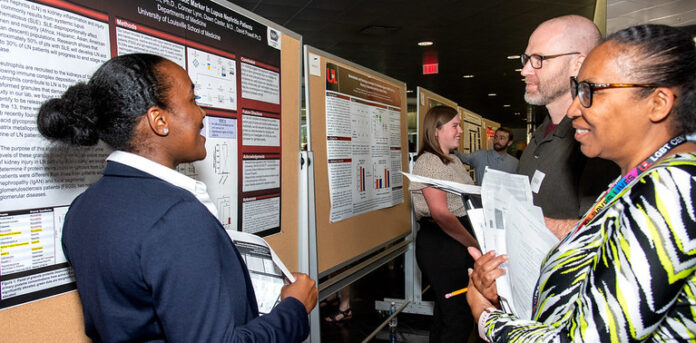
(517, 115, 619, 219)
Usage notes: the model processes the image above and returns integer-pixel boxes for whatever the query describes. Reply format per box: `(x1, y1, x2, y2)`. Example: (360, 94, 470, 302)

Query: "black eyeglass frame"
(569, 76, 660, 108)
(521, 52, 580, 69)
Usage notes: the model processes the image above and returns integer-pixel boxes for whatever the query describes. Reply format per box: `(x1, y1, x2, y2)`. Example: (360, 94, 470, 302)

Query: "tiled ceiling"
(607, 0, 696, 33)
(233, 0, 695, 128)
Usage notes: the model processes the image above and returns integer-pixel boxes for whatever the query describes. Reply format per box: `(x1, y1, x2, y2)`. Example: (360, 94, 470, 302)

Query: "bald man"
(518, 15, 619, 238)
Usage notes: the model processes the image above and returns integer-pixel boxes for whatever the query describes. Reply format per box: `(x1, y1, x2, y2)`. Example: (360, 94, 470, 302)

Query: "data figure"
(217, 196, 234, 230)
(214, 143, 232, 183)
(356, 162, 367, 193)
(192, 117, 238, 230)
(373, 161, 390, 190)
(187, 48, 237, 111)
(176, 163, 199, 179)
(371, 107, 389, 139)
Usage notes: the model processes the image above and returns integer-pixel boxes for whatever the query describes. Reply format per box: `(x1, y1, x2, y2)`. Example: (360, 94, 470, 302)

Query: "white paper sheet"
(226, 230, 295, 315)
(402, 172, 481, 195)
(406, 169, 559, 319)
(498, 189, 558, 319)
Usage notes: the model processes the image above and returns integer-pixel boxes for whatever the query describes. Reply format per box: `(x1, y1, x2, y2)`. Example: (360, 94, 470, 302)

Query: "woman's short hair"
(418, 105, 458, 164)
(37, 53, 172, 150)
(606, 24, 696, 134)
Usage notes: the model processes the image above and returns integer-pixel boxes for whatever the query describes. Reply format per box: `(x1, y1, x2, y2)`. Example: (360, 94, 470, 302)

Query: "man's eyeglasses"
(521, 52, 580, 69)
(570, 76, 659, 108)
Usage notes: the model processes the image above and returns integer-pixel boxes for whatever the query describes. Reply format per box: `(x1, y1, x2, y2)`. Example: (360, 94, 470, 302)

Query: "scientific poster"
(0, 0, 284, 309)
(324, 63, 403, 222)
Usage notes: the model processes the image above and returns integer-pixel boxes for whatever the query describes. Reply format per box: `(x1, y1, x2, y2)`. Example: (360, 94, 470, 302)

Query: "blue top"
(62, 161, 309, 343)
(456, 149, 518, 184)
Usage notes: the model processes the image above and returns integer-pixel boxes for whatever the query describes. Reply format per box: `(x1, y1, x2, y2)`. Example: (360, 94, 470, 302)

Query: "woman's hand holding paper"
(468, 247, 508, 306)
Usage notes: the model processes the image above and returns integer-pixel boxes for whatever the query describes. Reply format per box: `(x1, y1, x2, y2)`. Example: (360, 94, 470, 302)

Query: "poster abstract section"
(0, 0, 286, 309)
(324, 62, 404, 223)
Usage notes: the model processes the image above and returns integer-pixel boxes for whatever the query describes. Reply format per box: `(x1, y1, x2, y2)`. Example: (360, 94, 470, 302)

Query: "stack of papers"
(404, 169, 559, 319)
(401, 172, 481, 195)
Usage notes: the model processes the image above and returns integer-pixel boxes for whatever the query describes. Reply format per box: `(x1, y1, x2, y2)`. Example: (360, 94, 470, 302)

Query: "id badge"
(531, 170, 546, 194)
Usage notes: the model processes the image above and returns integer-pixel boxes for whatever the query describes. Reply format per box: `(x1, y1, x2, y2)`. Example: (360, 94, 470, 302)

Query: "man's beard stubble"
(524, 66, 569, 106)
(493, 143, 506, 152)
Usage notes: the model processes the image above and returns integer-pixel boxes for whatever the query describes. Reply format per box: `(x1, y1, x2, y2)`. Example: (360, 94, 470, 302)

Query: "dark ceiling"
(233, 0, 597, 129)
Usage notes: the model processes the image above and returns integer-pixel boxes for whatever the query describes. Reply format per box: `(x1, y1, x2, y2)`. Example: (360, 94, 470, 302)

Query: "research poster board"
(305, 46, 410, 273)
(415, 86, 458, 153)
(322, 61, 404, 223)
(1, 0, 303, 340)
(459, 106, 483, 155)
(459, 106, 483, 182)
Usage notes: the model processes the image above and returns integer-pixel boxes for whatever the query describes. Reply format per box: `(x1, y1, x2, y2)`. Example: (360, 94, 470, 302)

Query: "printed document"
(489, 188, 557, 319)
(226, 230, 294, 315)
(403, 169, 559, 319)
(480, 169, 558, 319)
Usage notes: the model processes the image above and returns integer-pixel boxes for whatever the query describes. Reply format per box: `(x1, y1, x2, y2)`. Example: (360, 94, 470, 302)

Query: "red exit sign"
(423, 63, 438, 75)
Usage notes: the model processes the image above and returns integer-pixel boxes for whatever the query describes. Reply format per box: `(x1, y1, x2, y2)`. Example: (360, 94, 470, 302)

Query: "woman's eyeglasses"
(570, 76, 659, 108)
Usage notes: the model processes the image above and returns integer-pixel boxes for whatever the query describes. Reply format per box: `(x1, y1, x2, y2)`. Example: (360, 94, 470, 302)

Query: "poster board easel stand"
(303, 45, 412, 342)
(300, 149, 321, 343)
(374, 153, 434, 316)
(375, 85, 462, 317)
